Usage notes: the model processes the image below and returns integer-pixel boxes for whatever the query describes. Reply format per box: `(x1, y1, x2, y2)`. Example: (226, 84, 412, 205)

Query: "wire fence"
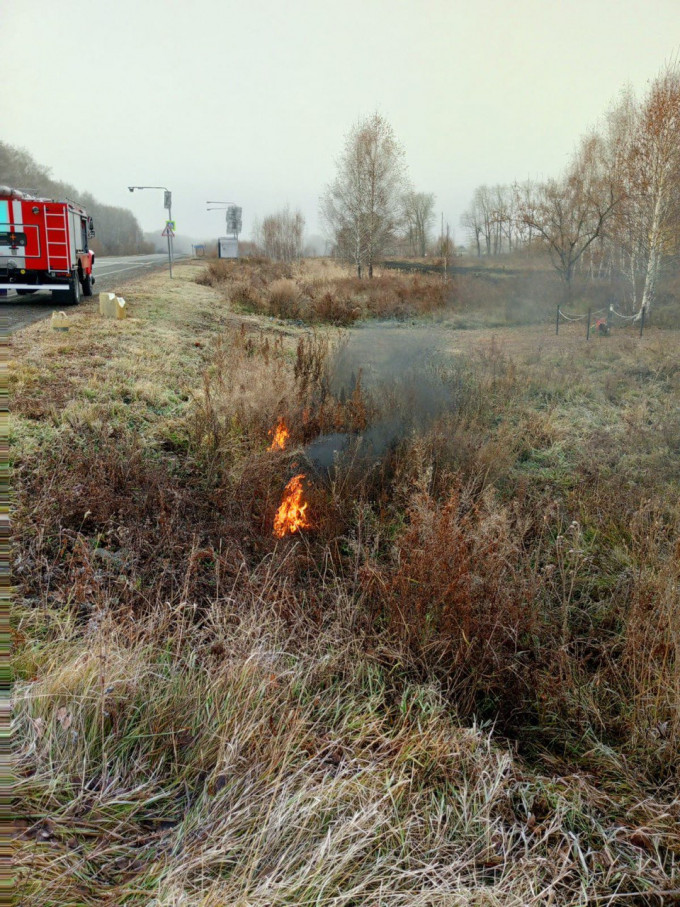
(555, 303, 647, 338)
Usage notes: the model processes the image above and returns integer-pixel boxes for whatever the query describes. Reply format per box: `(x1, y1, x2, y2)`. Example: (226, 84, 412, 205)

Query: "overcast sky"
(4, 0, 679, 245)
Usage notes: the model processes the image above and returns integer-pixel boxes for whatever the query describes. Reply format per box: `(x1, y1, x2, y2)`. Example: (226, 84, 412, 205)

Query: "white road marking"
(96, 262, 166, 278)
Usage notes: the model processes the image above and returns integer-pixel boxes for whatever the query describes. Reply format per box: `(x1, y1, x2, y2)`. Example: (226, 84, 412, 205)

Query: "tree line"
(0, 142, 153, 256)
(460, 63, 680, 315)
(259, 61, 678, 319)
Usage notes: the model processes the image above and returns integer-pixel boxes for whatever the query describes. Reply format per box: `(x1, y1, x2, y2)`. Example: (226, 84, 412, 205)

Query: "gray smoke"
(304, 322, 459, 474)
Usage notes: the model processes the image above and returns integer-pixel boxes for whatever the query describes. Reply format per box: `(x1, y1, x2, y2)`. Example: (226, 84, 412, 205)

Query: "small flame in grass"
(269, 418, 290, 451)
(273, 474, 312, 538)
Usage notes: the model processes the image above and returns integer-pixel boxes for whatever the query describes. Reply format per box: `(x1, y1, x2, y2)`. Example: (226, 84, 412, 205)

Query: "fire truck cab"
(0, 186, 96, 304)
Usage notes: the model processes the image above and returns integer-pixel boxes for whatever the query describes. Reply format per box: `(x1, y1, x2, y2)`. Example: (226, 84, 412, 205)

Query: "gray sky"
(4, 0, 679, 244)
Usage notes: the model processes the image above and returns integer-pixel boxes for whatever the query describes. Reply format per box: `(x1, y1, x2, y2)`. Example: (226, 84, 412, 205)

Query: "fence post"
(586, 307, 591, 341)
(556, 304, 560, 335)
(639, 304, 646, 338)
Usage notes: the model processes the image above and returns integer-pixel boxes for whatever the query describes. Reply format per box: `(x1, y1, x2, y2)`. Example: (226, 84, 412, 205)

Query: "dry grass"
(11, 260, 680, 904)
(198, 258, 450, 324)
(14, 595, 680, 905)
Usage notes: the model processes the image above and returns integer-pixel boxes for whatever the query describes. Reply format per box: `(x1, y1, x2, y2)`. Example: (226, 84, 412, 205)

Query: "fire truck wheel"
(54, 271, 82, 306)
(82, 274, 93, 297)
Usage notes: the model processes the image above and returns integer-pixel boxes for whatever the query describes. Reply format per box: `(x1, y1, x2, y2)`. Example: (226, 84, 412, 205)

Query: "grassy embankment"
(12, 260, 680, 904)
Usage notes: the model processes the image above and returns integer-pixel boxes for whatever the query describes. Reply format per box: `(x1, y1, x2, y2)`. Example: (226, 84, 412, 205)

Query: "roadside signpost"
(128, 186, 175, 278)
(161, 222, 175, 277)
(207, 200, 242, 260)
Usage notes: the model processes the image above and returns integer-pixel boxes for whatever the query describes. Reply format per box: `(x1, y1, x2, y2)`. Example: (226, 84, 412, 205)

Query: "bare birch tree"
(627, 63, 680, 316)
(321, 114, 407, 277)
(403, 191, 436, 257)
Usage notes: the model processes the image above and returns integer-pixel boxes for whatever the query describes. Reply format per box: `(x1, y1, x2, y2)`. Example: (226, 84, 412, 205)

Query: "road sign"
(161, 225, 175, 238)
(165, 220, 176, 230)
(226, 206, 242, 235)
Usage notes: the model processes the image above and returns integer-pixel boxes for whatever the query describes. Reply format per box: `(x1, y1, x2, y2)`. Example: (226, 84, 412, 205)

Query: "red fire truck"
(0, 186, 96, 304)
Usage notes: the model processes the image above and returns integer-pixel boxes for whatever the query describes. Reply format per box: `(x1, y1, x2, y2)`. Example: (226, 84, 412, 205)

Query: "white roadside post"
(161, 221, 175, 278)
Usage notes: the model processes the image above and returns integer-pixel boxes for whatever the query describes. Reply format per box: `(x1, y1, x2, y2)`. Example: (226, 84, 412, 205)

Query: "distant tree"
(510, 180, 538, 253)
(520, 134, 620, 298)
(321, 113, 407, 277)
(402, 190, 436, 257)
(435, 220, 455, 264)
(461, 185, 502, 256)
(475, 186, 495, 255)
(254, 207, 305, 262)
(462, 182, 536, 257)
(493, 184, 514, 253)
(460, 203, 483, 257)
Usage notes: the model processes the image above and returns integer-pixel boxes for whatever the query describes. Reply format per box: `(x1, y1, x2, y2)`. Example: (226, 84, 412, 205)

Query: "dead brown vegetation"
(12, 262, 680, 904)
(197, 258, 450, 324)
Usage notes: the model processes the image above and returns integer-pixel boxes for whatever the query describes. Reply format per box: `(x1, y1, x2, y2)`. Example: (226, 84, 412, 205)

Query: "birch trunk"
(638, 186, 665, 317)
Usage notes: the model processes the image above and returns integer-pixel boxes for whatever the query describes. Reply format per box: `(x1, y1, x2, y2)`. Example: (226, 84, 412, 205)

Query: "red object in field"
(0, 185, 96, 304)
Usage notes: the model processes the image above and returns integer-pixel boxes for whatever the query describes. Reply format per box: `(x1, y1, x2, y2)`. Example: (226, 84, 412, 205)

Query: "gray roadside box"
(218, 236, 239, 259)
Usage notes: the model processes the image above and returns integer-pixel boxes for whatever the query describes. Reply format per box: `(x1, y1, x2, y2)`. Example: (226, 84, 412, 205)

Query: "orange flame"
(269, 418, 290, 451)
(273, 474, 312, 538)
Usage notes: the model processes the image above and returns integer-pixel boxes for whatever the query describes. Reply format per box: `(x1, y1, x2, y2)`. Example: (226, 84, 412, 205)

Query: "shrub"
(195, 258, 236, 285)
(364, 482, 539, 718)
(268, 278, 301, 319)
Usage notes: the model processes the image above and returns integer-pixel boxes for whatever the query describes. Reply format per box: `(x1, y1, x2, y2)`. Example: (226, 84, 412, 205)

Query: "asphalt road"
(1, 253, 179, 333)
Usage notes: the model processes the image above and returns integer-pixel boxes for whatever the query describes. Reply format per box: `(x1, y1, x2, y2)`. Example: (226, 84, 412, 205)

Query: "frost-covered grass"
(12, 261, 680, 904)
